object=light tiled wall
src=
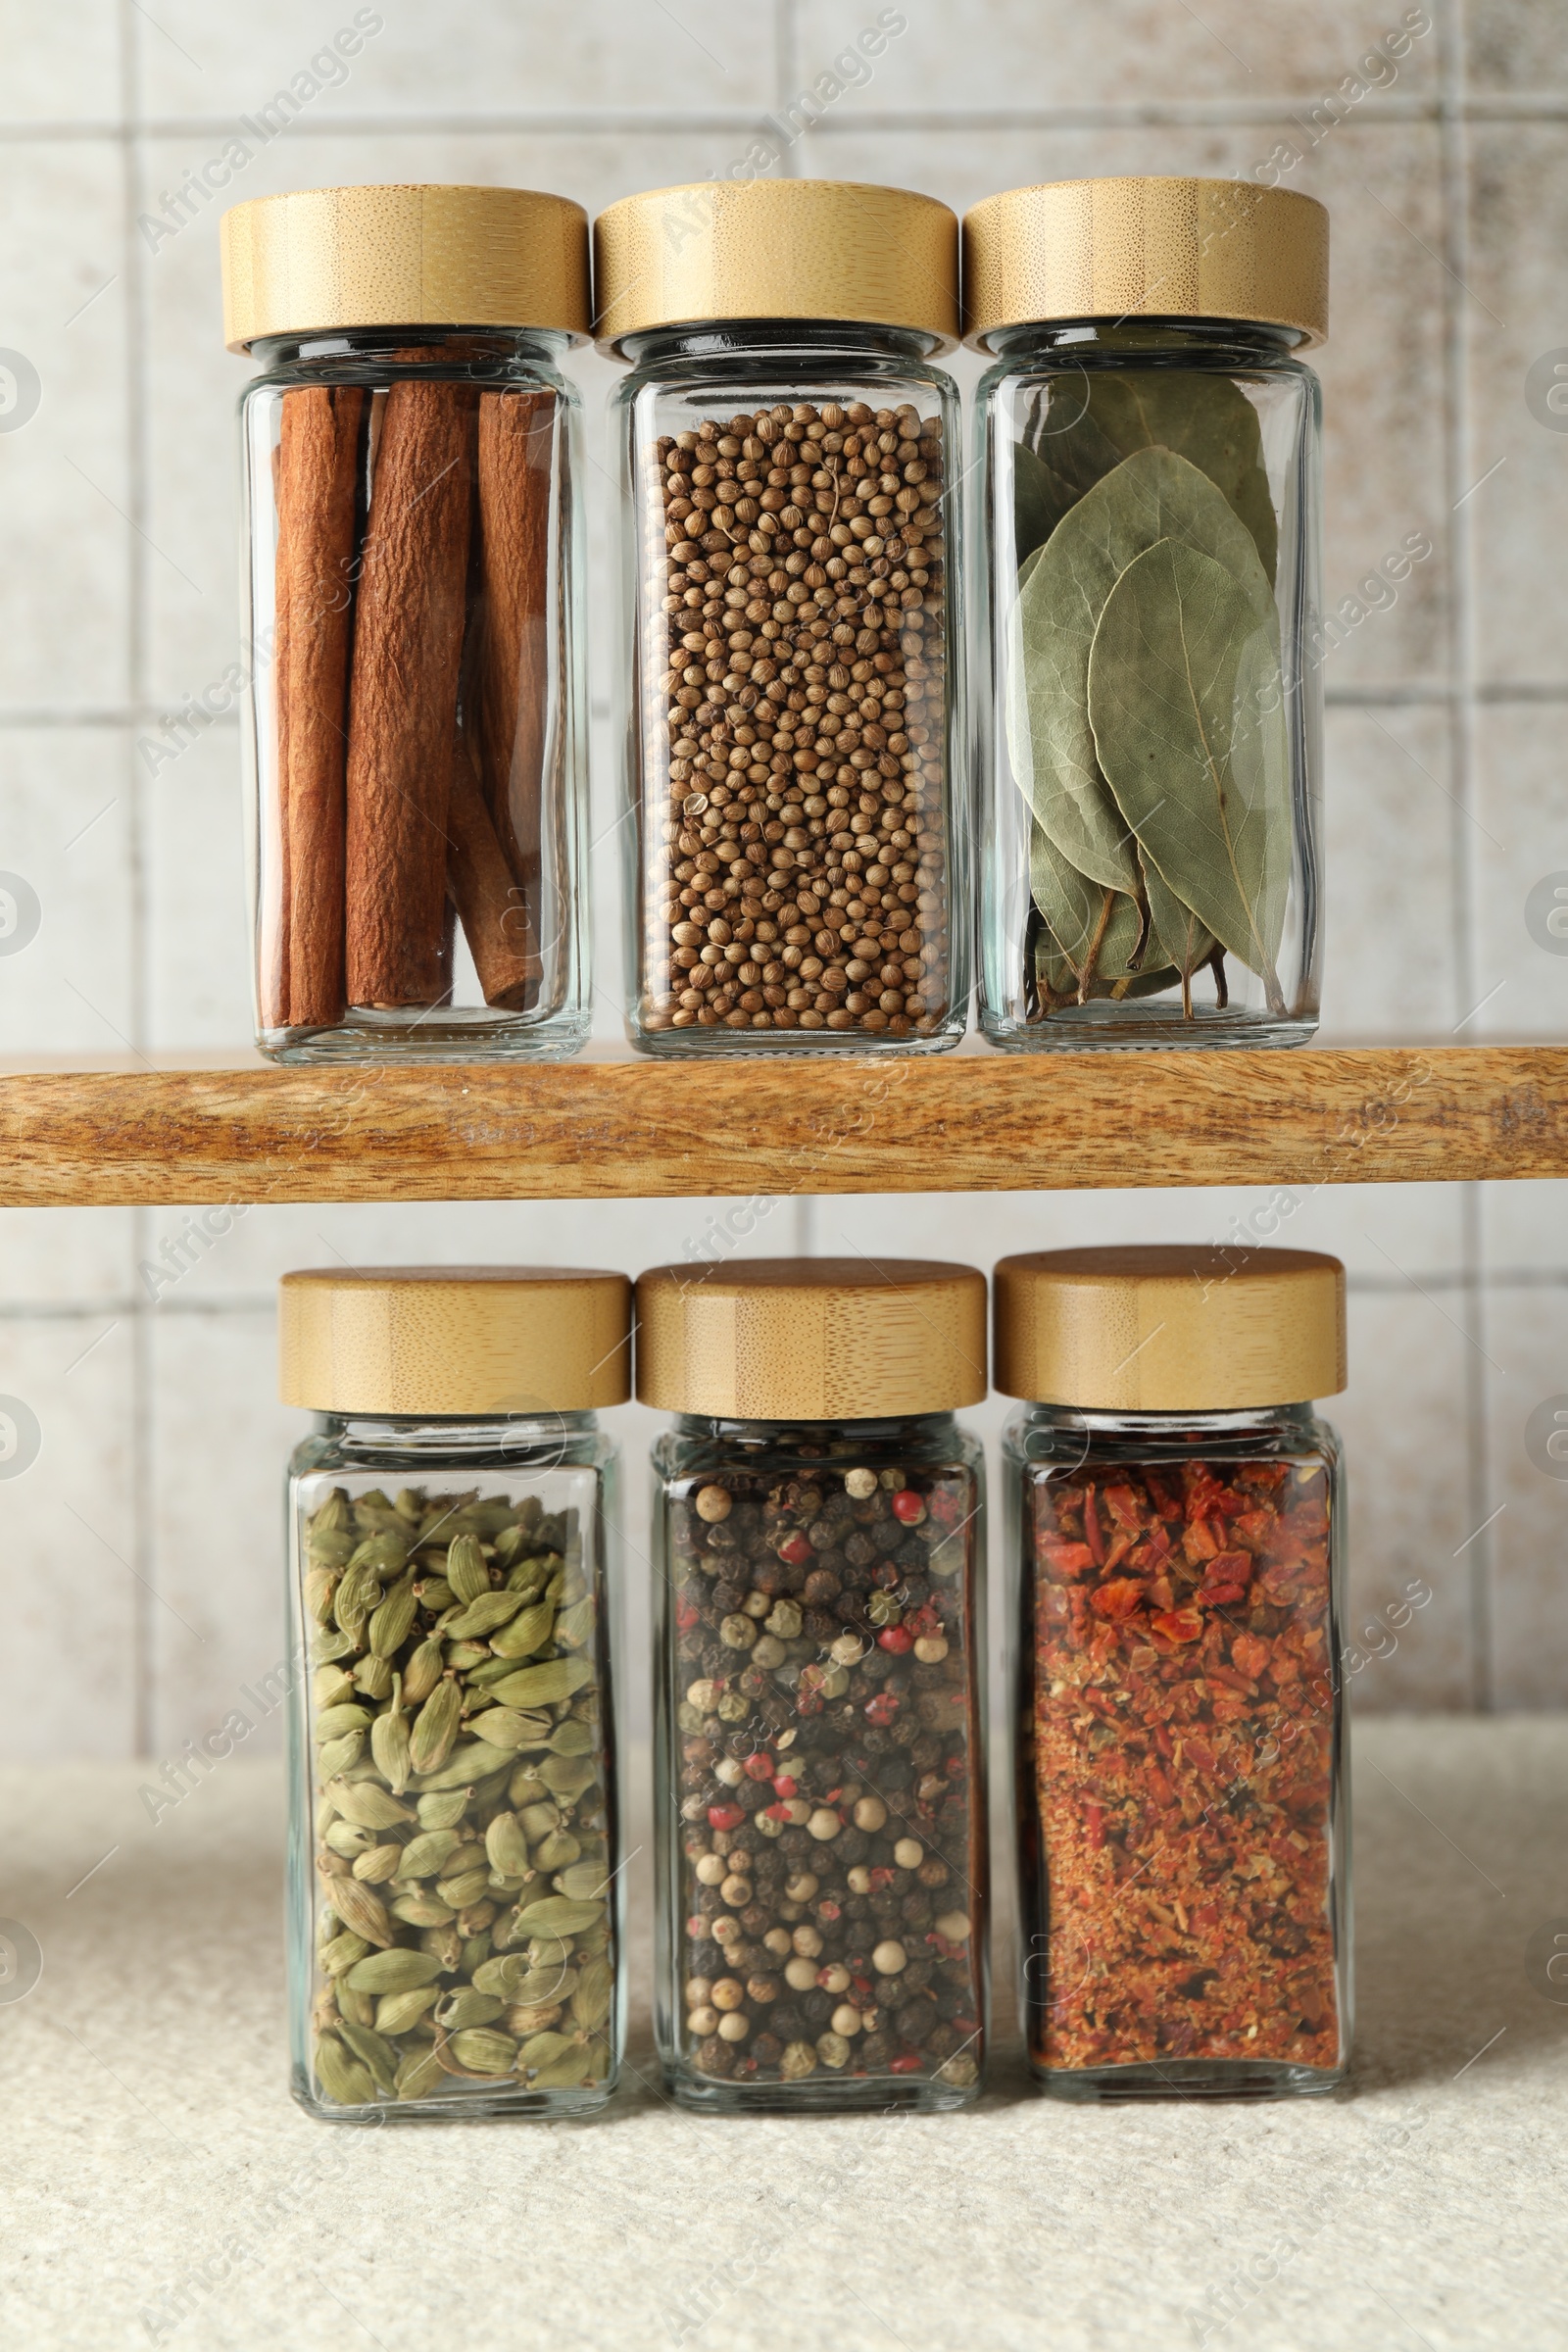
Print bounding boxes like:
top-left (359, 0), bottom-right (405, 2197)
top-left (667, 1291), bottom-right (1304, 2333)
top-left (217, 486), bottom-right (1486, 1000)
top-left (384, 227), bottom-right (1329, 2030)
top-left (0, 0), bottom-right (1563, 1757)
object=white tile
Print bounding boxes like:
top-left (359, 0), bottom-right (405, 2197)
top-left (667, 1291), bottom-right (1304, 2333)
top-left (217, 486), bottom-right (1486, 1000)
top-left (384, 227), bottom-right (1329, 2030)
top-left (796, 0), bottom-right (1441, 110)
top-left (1319, 704), bottom-right (1458, 1040)
top-left (1463, 0), bottom-right (1568, 94)
top-left (1471, 705), bottom-right (1568, 1039)
top-left (0, 728), bottom-right (136, 1054)
top-left (0, 0), bottom-right (122, 122)
top-left (1481, 1179), bottom-right (1568, 1278)
top-left (1485, 1286), bottom-right (1568, 1708)
top-left (136, 0), bottom-right (776, 120)
top-left (0, 1209), bottom-right (133, 1307)
top-left (144, 722), bottom-right (252, 1049)
top-left (0, 1316), bottom-right (136, 1760)
top-left (807, 119), bottom-right (1452, 689)
top-left (1466, 124), bottom-right (1568, 688)
top-left (0, 141), bottom-right (129, 713)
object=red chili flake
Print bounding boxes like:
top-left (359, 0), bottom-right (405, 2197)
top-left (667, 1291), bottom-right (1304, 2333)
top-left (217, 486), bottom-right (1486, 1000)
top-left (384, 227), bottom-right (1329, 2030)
top-left (706, 1803), bottom-right (745, 1832)
top-left (743, 1752), bottom-right (774, 1781)
top-left (1232, 1631), bottom-right (1271, 1680)
top-left (763, 1803), bottom-right (791, 1822)
top-left (877, 1625), bottom-right (915, 1654)
top-left (777, 1533), bottom-right (812, 1565)
top-left (906, 1602), bottom-right (942, 1639)
top-left (891, 1490), bottom-right (926, 1525)
top-left (1085, 1802), bottom-right (1105, 1850)
top-left (1090, 1578), bottom-right (1145, 1621)
top-left (676, 1598), bottom-right (700, 1632)
top-left (888, 2053), bottom-right (924, 2074)
top-left (868, 1867), bottom-right (897, 1891)
top-left (1040, 1537), bottom-right (1096, 1580)
top-left (1150, 1607), bottom-right (1204, 1645)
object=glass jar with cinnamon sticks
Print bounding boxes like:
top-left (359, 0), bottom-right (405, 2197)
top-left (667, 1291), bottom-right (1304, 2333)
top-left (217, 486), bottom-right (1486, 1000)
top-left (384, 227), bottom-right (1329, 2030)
top-left (594, 180), bottom-right (969, 1054)
top-left (996, 1245), bottom-right (1351, 2101)
top-left (221, 185), bottom-right (592, 1060)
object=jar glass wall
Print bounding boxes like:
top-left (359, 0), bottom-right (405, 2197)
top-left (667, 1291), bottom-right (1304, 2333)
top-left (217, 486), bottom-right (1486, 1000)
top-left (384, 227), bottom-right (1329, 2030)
top-left (238, 325), bottom-right (590, 1062)
top-left (287, 1409), bottom-right (623, 2120)
top-left (653, 1410), bottom-right (988, 2110)
top-left (611, 322), bottom-right (967, 1052)
top-left (974, 317), bottom-right (1323, 1049)
top-left (1004, 1400), bottom-right (1348, 2099)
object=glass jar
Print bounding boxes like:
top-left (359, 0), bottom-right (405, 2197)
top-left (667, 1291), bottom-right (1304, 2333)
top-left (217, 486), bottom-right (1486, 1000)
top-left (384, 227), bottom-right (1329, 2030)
top-left (636, 1257), bottom-right (989, 2110)
top-left (594, 180), bottom-right (968, 1053)
top-left (220, 185), bottom-right (592, 1062)
top-left (995, 1245), bottom-right (1350, 2099)
top-left (964, 178), bottom-right (1328, 1048)
top-left (279, 1264), bottom-right (631, 2122)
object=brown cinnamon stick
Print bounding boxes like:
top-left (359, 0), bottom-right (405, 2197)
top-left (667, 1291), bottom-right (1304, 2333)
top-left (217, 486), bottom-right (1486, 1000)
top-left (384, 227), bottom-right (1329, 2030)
top-left (446, 724), bottom-right (542, 1010)
top-left (270, 384), bottom-right (363, 1030)
top-left (345, 381), bottom-right (473, 1008)
top-left (474, 390), bottom-right (554, 892)
top-left (262, 439), bottom-right (290, 1030)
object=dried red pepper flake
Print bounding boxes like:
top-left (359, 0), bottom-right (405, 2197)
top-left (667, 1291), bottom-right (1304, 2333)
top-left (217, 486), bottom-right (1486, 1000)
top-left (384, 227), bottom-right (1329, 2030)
top-left (1025, 1451), bottom-right (1339, 2077)
top-left (676, 1597), bottom-right (701, 1632)
top-left (863, 1691), bottom-right (900, 1726)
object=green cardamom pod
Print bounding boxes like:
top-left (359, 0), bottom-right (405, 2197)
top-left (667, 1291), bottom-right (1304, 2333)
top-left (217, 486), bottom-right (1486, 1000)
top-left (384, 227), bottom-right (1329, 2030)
top-left (370, 1677), bottom-right (413, 1795)
top-left (313, 1667), bottom-right (354, 1715)
top-left (314, 1702), bottom-right (372, 1743)
top-left (353, 1652), bottom-right (394, 1702)
top-left (398, 1828), bottom-right (462, 1880)
top-left (540, 1755), bottom-right (599, 1800)
top-left (435, 1869), bottom-right (490, 1912)
top-left (466, 1707), bottom-right (546, 1753)
top-left (336, 1982), bottom-right (376, 2029)
top-left (460, 1932), bottom-right (492, 1976)
top-left (488, 1600), bottom-right (556, 1658)
top-left (352, 1842), bottom-right (403, 1886)
top-left (413, 1575), bottom-right (455, 1615)
top-left (416, 1788), bottom-right (470, 1831)
top-left (311, 1627), bottom-right (356, 1665)
top-left (323, 1820), bottom-right (373, 1859)
top-left (554, 1596), bottom-right (596, 1650)
top-left (303, 1568), bottom-right (340, 1627)
top-left (556, 1863), bottom-right (608, 1904)
top-left (513, 1895), bottom-right (606, 1936)
top-left (312, 1490), bottom-right (354, 1535)
top-left (508, 1769), bottom-right (550, 1810)
top-left (434, 1987), bottom-right (506, 2032)
top-left (548, 1719), bottom-right (595, 1756)
top-left (517, 2029), bottom-right (574, 2071)
top-left (329, 1877), bottom-right (394, 1948)
top-left (333, 1561), bottom-right (381, 1641)
top-left (530, 2043), bottom-right (595, 2089)
top-left (470, 1952), bottom-right (532, 1998)
top-left (318, 1930), bottom-right (369, 1978)
top-left (344, 1947), bottom-right (444, 1993)
top-left (315, 2033), bottom-right (376, 2107)
top-left (504, 1561), bottom-right (551, 1601)
top-left (375, 1984), bottom-right (439, 2034)
top-left (317, 1731), bottom-right (365, 1780)
top-left (403, 1636), bottom-right (446, 1708)
top-left (390, 1890), bottom-right (456, 1928)
top-left (571, 1957), bottom-right (613, 2033)
top-left (394, 2044), bottom-right (446, 2101)
top-left (533, 1830), bottom-right (581, 1873)
top-left (368, 1575), bottom-right (419, 1659)
top-left (449, 2028), bottom-right (517, 2075)
top-left (324, 1777), bottom-right (415, 1831)
top-left (517, 1800), bottom-right (561, 1841)
top-left (485, 1656), bottom-right (591, 1710)
top-left (443, 1640), bottom-right (491, 1672)
top-left (445, 1534), bottom-right (490, 1606)
top-left (484, 1812), bottom-right (530, 1880)
top-left (442, 1590), bottom-right (526, 1641)
top-left (413, 1741), bottom-right (491, 1792)
top-left (336, 2021), bottom-right (399, 2095)
top-left (409, 1677), bottom-right (462, 1775)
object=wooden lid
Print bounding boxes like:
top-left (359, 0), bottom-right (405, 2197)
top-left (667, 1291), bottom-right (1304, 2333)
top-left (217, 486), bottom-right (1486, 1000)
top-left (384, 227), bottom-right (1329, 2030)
top-left (994, 1245), bottom-right (1346, 1409)
top-left (592, 179), bottom-right (959, 354)
top-left (220, 184), bottom-right (591, 351)
top-left (279, 1266), bottom-right (631, 1414)
top-left (635, 1255), bottom-right (985, 1419)
top-left (962, 177), bottom-right (1328, 349)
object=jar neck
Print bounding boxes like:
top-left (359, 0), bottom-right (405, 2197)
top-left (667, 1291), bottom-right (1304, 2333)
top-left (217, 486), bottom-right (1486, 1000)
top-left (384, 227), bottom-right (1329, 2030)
top-left (668, 1407), bottom-right (956, 1449)
top-left (251, 324), bottom-right (569, 376)
top-left (983, 317), bottom-right (1302, 366)
top-left (617, 318), bottom-right (940, 368)
top-left (318, 1409), bottom-right (598, 1455)
top-left (1012, 1399), bottom-right (1316, 1440)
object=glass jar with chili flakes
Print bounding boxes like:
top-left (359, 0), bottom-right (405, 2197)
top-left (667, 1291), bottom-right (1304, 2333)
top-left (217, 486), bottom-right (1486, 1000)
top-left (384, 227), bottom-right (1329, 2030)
top-left (996, 1244), bottom-right (1349, 2101)
top-left (637, 1256), bottom-right (989, 2113)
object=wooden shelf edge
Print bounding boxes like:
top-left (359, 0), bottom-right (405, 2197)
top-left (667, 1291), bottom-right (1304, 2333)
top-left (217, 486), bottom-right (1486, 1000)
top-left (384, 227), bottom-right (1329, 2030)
top-left (0, 1045), bottom-right (1560, 1205)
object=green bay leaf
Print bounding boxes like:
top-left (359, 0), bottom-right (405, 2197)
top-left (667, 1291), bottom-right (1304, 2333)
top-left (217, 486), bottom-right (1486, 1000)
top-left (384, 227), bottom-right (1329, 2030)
top-left (1028, 822), bottom-right (1173, 1002)
top-left (1141, 854), bottom-right (1215, 984)
top-left (1011, 447), bottom-right (1274, 897)
top-left (1086, 536), bottom-right (1292, 1005)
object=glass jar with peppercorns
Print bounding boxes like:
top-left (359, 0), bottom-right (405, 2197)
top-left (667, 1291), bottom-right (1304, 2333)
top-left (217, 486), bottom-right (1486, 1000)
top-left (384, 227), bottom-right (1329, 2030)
top-left (595, 179), bottom-right (969, 1054)
top-left (996, 1245), bottom-right (1350, 2100)
top-left (637, 1257), bottom-right (989, 2111)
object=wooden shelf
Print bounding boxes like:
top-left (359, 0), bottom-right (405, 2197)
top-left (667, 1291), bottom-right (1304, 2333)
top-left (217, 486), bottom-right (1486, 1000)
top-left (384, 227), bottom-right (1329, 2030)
top-left (0, 1044), bottom-right (1561, 1204)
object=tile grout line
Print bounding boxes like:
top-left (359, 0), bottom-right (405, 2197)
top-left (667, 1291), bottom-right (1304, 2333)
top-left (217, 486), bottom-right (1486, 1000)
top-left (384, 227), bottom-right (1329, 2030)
top-left (1438, 0), bottom-right (1495, 1714)
top-left (120, 0), bottom-right (156, 1762)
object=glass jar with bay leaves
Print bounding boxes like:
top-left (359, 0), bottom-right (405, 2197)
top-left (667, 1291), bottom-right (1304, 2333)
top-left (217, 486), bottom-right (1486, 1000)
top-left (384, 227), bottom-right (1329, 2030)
top-left (280, 1265), bottom-right (631, 2123)
top-left (594, 180), bottom-right (968, 1053)
top-left (964, 179), bottom-right (1329, 1047)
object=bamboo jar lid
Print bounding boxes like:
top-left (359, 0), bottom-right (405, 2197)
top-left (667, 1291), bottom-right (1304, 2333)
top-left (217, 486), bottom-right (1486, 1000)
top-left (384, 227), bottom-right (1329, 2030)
top-left (994, 1246), bottom-right (1346, 1411)
top-left (220, 184), bottom-right (592, 352)
top-left (962, 177), bottom-right (1329, 350)
top-left (279, 1266), bottom-right (631, 1415)
top-left (592, 179), bottom-right (960, 354)
top-left (635, 1257), bottom-right (985, 1420)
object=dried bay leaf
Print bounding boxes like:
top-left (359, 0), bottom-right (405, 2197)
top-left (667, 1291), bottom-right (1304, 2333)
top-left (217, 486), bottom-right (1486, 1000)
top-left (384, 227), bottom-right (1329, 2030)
top-left (1141, 853), bottom-right (1216, 1010)
top-left (1011, 447), bottom-right (1274, 897)
top-left (1087, 536), bottom-right (1291, 1005)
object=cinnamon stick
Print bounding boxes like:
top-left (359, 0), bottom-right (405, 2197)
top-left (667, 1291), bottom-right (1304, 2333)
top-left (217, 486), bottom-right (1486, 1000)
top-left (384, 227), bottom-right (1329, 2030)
top-left (262, 439), bottom-right (290, 1030)
top-left (270, 384), bottom-right (363, 1030)
top-left (474, 390), bottom-right (554, 893)
top-left (446, 725), bottom-right (542, 1010)
top-left (345, 381), bottom-right (473, 1008)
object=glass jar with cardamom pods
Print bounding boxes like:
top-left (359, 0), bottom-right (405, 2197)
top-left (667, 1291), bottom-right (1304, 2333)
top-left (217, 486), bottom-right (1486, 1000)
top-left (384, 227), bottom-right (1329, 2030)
top-left (996, 1246), bottom-right (1351, 2099)
top-left (594, 179), bottom-right (968, 1053)
top-left (220, 184), bottom-right (593, 1064)
top-left (965, 178), bottom-right (1328, 1047)
top-left (281, 1265), bottom-right (630, 2121)
top-left (638, 1256), bottom-right (990, 2112)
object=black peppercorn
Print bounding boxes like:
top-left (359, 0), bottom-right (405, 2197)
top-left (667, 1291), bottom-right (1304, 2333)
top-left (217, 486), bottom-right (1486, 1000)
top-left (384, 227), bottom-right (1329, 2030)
top-left (802, 1988), bottom-right (834, 2028)
top-left (895, 2002), bottom-right (935, 2045)
top-left (697, 2034), bottom-right (736, 2077)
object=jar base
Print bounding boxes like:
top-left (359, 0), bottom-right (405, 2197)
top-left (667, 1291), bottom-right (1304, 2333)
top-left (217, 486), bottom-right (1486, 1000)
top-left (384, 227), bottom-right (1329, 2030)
top-left (979, 1009), bottom-right (1318, 1053)
top-left (259, 1011), bottom-right (591, 1065)
top-left (1030, 2058), bottom-right (1344, 2102)
top-left (662, 2064), bottom-right (983, 2115)
top-left (290, 2069), bottom-right (617, 2124)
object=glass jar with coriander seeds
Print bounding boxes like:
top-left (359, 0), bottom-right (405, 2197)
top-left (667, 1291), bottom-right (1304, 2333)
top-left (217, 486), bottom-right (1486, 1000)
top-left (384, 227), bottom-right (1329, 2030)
top-left (964, 178), bottom-right (1328, 1048)
top-left (280, 1265), bottom-right (630, 2122)
top-left (594, 179), bottom-right (968, 1053)
top-left (996, 1246), bottom-right (1350, 2100)
top-left (221, 184), bottom-right (593, 1063)
top-left (637, 1256), bottom-right (989, 2112)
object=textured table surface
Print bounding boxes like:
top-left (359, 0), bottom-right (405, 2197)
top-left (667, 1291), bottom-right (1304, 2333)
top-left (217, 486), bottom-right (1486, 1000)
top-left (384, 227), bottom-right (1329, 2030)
top-left (2, 1721), bottom-right (1566, 2351)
